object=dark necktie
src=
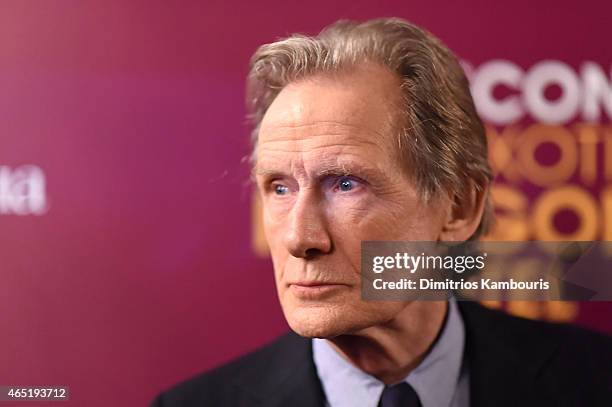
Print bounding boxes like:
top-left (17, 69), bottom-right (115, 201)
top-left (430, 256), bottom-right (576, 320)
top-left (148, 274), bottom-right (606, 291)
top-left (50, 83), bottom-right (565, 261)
top-left (377, 382), bottom-right (422, 407)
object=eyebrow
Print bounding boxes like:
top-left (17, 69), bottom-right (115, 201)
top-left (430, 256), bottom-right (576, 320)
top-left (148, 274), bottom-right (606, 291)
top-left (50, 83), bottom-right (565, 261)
top-left (252, 161), bottom-right (390, 184)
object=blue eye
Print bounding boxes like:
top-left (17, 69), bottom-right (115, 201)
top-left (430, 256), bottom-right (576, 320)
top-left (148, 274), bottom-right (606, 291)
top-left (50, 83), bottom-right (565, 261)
top-left (338, 177), bottom-right (356, 192)
top-left (274, 184), bottom-right (289, 195)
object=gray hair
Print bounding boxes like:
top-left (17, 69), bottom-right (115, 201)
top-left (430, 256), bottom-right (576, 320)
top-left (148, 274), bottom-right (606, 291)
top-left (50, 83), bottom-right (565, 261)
top-left (246, 17), bottom-right (493, 239)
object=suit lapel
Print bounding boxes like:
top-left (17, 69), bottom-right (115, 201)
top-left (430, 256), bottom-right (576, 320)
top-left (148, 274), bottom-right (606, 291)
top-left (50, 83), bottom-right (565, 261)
top-left (264, 351), bottom-right (327, 407)
top-left (233, 332), bottom-right (326, 407)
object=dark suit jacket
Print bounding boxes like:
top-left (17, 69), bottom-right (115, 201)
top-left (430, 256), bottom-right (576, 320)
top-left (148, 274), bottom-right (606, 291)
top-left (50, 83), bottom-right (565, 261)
top-left (152, 302), bottom-right (612, 406)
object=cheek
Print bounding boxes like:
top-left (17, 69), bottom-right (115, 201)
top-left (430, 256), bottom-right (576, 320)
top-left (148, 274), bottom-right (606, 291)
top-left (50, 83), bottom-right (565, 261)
top-left (327, 197), bottom-right (443, 241)
top-left (325, 194), bottom-right (369, 224)
top-left (324, 201), bottom-right (369, 244)
top-left (326, 199), bottom-right (401, 240)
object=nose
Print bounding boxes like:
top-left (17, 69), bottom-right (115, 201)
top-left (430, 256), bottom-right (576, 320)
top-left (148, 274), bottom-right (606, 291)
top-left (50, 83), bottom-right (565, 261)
top-left (284, 189), bottom-right (332, 259)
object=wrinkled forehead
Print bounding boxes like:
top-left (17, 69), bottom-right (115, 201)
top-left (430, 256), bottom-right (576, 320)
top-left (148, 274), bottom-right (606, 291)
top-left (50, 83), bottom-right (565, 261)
top-left (258, 64), bottom-right (404, 147)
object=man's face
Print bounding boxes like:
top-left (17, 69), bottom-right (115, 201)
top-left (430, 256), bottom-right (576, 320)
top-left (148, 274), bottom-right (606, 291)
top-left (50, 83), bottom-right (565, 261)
top-left (255, 64), bottom-right (448, 338)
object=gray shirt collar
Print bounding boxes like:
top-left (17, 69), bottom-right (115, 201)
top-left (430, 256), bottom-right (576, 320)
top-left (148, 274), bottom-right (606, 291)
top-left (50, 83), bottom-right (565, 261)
top-left (312, 298), bottom-right (466, 407)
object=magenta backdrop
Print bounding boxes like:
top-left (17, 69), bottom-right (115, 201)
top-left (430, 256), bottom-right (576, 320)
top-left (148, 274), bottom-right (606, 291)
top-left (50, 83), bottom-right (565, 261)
top-left (1, 1), bottom-right (611, 406)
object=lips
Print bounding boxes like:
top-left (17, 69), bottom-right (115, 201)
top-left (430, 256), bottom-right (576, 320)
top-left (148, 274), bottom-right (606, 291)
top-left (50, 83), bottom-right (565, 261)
top-left (291, 280), bottom-right (341, 287)
top-left (288, 281), bottom-right (349, 299)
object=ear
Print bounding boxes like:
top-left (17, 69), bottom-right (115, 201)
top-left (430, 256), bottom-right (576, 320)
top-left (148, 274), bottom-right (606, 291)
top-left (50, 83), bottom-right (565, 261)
top-left (439, 181), bottom-right (489, 241)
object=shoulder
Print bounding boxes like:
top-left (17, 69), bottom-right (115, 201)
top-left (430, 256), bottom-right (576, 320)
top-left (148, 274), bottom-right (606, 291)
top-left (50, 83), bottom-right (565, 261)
top-left (150, 331), bottom-right (311, 407)
top-left (458, 301), bottom-right (612, 403)
top-left (458, 301), bottom-right (612, 354)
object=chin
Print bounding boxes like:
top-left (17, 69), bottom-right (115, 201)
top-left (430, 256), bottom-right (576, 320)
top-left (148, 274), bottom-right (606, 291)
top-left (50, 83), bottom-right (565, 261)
top-left (283, 302), bottom-right (377, 339)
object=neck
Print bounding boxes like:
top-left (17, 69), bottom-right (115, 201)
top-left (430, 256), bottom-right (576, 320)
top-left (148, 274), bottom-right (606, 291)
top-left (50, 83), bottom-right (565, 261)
top-left (326, 300), bottom-right (448, 384)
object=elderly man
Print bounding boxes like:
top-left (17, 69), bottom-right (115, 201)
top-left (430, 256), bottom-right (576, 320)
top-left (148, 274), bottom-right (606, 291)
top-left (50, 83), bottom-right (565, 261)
top-left (152, 18), bottom-right (611, 407)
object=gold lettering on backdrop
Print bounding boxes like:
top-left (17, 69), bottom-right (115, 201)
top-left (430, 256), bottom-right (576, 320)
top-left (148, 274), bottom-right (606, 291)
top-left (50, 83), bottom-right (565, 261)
top-left (487, 125), bottom-right (523, 183)
top-left (488, 123), bottom-right (612, 186)
top-left (532, 186), bottom-right (601, 241)
top-left (506, 301), bottom-right (578, 322)
top-left (576, 124), bottom-right (599, 185)
top-left (486, 124), bottom-right (611, 242)
top-left (486, 185), bottom-right (529, 241)
top-left (484, 123), bottom-right (609, 321)
top-left (605, 129), bottom-right (612, 181)
top-left (602, 188), bottom-right (612, 256)
top-left (517, 124), bottom-right (577, 187)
